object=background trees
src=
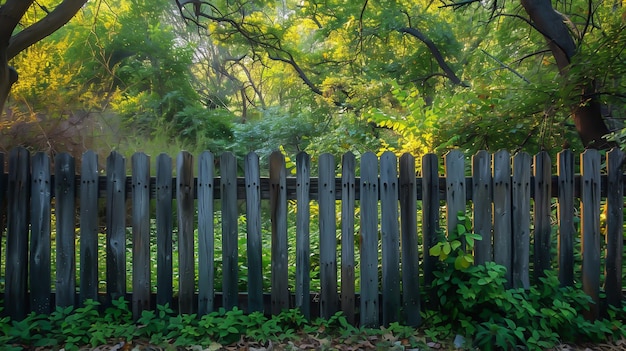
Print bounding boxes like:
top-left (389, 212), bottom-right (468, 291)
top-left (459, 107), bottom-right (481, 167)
top-left (1, 0), bottom-right (624, 158)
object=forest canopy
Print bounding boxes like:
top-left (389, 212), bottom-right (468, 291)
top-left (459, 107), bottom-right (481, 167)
top-left (1, 0), bottom-right (625, 158)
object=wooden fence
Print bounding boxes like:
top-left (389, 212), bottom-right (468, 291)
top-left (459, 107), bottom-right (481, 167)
top-left (0, 147), bottom-right (624, 327)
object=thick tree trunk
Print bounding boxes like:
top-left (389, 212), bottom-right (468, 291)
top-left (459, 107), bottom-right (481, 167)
top-left (521, 0), bottom-right (614, 149)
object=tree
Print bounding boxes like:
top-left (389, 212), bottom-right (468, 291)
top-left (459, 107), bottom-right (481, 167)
top-left (0, 0), bottom-right (87, 115)
top-left (175, 0), bottom-right (625, 152)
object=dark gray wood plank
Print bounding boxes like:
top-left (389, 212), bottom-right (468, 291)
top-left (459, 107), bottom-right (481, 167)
top-left (580, 149), bottom-right (601, 320)
top-left (106, 151), bottom-right (127, 303)
top-left (445, 150), bottom-right (465, 242)
top-left (340, 152), bottom-right (356, 324)
top-left (30, 152), bottom-right (51, 314)
top-left (156, 153), bottom-right (173, 307)
top-left (55, 153), bottom-right (76, 308)
top-left (177, 151), bottom-right (195, 314)
top-left (131, 152), bottom-right (151, 320)
top-left (319, 153), bottom-right (338, 319)
top-left (421, 153), bottom-right (439, 289)
top-left (79, 151), bottom-right (99, 304)
top-left (511, 152), bottom-right (530, 290)
top-left (198, 151), bottom-right (215, 315)
top-left (399, 153), bottom-right (420, 327)
top-left (295, 152), bottom-right (311, 318)
top-left (472, 151), bottom-right (492, 264)
top-left (0, 152), bottom-right (4, 264)
top-left (221, 152), bottom-right (239, 311)
top-left (360, 152), bottom-right (379, 328)
top-left (6, 147), bottom-right (30, 320)
top-left (380, 151), bottom-right (399, 326)
top-left (533, 151), bottom-right (552, 281)
top-left (605, 148), bottom-right (623, 308)
top-left (269, 151), bottom-right (289, 314)
top-left (493, 150), bottom-right (512, 286)
top-left (557, 149), bottom-right (575, 287)
top-left (245, 152), bottom-right (263, 313)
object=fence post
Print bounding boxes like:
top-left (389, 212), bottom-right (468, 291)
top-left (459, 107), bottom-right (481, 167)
top-left (512, 152), bottom-right (530, 290)
top-left (156, 154), bottom-right (173, 307)
top-left (380, 151), bottom-right (400, 326)
top-left (493, 150), bottom-right (512, 287)
top-left (295, 152), bottom-right (311, 318)
top-left (472, 150), bottom-right (492, 264)
top-left (221, 152), bottom-right (239, 311)
top-left (177, 151), bottom-right (195, 314)
top-left (360, 152), bottom-right (379, 328)
top-left (422, 153), bottom-right (439, 291)
top-left (319, 153), bottom-right (338, 319)
top-left (533, 151), bottom-right (552, 281)
top-left (30, 152), bottom-right (51, 314)
top-left (131, 152), bottom-right (151, 320)
top-left (106, 151), bottom-right (127, 304)
top-left (270, 151), bottom-right (289, 314)
top-left (55, 153), bottom-right (76, 308)
top-left (557, 149), bottom-right (575, 287)
top-left (6, 147), bottom-right (30, 320)
top-left (340, 152), bottom-right (356, 324)
top-left (198, 151), bottom-right (215, 315)
top-left (399, 153), bottom-right (421, 327)
top-left (581, 149), bottom-right (601, 320)
top-left (79, 151), bottom-right (99, 305)
top-left (605, 148), bottom-right (623, 308)
top-left (445, 150), bottom-right (466, 242)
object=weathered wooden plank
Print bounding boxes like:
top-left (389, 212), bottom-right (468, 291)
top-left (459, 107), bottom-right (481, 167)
top-left (198, 151), bottom-right (215, 315)
top-left (605, 148), bottom-right (623, 308)
top-left (295, 152), bottom-right (311, 318)
top-left (557, 150), bottom-right (575, 287)
top-left (399, 153), bottom-right (420, 327)
top-left (245, 152), bottom-right (263, 313)
top-left (79, 151), bottom-right (99, 304)
top-left (493, 150), bottom-right (512, 286)
top-left (511, 152), bottom-right (530, 290)
top-left (340, 152), bottom-right (356, 324)
top-left (55, 153), bottom-right (76, 308)
top-left (580, 149), bottom-right (601, 320)
top-left (533, 151), bottom-right (552, 281)
top-left (221, 152), bottom-right (239, 311)
top-left (6, 147), bottom-right (30, 320)
top-left (380, 151), bottom-right (400, 326)
top-left (319, 153), bottom-right (338, 319)
top-left (156, 154), bottom-right (173, 307)
top-left (445, 150), bottom-right (466, 241)
top-left (421, 153), bottom-right (439, 289)
top-left (269, 151), bottom-right (289, 314)
top-left (0, 152), bottom-right (4, 263)
top-left (106, 152), bottom-right (127, 303)
top-left (360, 152), bottom-right (379, 328)
top-left (472, 151), bottom-right (492, 264)
top-left (177, 151), bottom-right (195, 314)
top-left (30, 152), bottom-right (52, 314)
top-left (131, 153), bottom-right (151, 319)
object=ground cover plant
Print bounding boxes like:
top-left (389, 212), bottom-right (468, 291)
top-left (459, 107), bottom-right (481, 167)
top-left (1, 216), bottom-right (624, 351)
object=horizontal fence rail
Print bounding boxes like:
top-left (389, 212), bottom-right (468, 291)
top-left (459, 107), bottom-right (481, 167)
top-left (0, 147), bottom-right (624, 326)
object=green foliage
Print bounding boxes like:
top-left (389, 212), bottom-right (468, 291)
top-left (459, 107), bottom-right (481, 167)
top-left (425, 213), bottom-right (626, 350)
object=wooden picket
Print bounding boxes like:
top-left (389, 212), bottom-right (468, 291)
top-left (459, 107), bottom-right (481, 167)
top-left (0, 147), bottom-right (624, 327)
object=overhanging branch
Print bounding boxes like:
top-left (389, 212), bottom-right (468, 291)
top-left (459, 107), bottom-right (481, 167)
top-left (399, 27), bottom-right (468, 87)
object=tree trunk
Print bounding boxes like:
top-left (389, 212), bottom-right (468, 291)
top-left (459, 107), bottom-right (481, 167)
top-left (521, 0), bottom-right (614, 149)
top-left (0, 0), bottom-right (87, 115)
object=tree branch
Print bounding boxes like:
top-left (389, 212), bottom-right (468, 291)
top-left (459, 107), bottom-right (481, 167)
top-left (7, 0), bottom-right (88, 60)
top-left (399, 27), bottom-right (469, 87)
